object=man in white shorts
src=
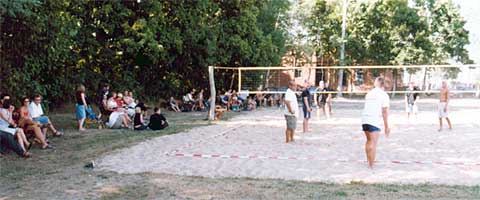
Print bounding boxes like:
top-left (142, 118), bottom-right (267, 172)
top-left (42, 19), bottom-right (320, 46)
top-left (361, 77), bottom-right (390, 168)
top-left (284, 81), bottom-right (299, 143)
top-left (438, 81), bottom-right (452, 131)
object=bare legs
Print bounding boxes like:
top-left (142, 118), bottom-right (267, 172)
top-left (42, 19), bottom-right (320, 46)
top-left (78, 118), bottom-right (86, 131)
top-left (15, 129), bottom-right (30, 152)
top-left (42, 120), bottom-right (60, 136)
top-left (28, 125), bottom-right (49, 148)
top-left (438, 117), bottom-right (452, 131)
top-left (303, 118), bottom-right (309, 133)
top-left (364, 131), bottom-right (379, 168)
top-left (285, 129), bottom-right (294, 143)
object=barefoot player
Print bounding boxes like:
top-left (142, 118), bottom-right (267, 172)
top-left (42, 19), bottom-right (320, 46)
top-left (361, 77), bottom-right (390, 168)
top-left (284, 81), bottom-right (298, 143)
top-left (302, 81), bottom-right (312, 133)
top-left (438, 81), bottom-right (452, 131)
top-left (405, 82), bottom-right (419, 123)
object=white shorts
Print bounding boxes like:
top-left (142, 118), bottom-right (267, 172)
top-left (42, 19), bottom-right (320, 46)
top-left (406, 104), bottom-right (418, 114)
top-left (438, 102), bottom-right (448, 118)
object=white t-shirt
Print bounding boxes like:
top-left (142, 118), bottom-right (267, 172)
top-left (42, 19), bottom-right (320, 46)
top-left (361, 87), bottom-right (390, 128)
top-left (284, 88), bottom-right (299, 117)
top-left (28, 102), bottom-right (44, 119)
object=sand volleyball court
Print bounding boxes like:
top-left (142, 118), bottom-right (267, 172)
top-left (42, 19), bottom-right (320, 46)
top-left (97, 98), bottom-right (480, 185)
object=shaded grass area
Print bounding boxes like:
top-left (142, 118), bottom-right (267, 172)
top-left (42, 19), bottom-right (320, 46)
top-left (1, 106), bottom-right (480, 199)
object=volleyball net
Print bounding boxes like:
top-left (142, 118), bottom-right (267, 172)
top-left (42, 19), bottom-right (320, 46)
top-left (212, 65), bottom-right (480, 95)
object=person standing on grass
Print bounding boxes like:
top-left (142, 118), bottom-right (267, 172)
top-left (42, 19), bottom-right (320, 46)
top-left (76, 84), bottom-right (88, 131)
top-left (438, 81), bottom-right (452, 131)
top-left (284, 80), bottom-right (299, 143)
top-left (361, 77), bottom-right (390, 169)
top-left (302, 81), bottom-right (312, 133)
top-left (405, 82), bottom-right (419, 123)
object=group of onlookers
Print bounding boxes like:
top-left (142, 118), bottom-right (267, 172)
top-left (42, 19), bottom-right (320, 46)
top-left (78, 84), bottom-right (169, 131)
top-left (0, 93), bottom-right (62, 158)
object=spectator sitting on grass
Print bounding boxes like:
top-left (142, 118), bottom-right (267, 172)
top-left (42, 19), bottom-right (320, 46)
top-left (106, 92), bottom-right (130, 129)
top-left (28, 94), bottom-right (63, 137)
top-left (0, 93), bottom-right (10, 107)
top-left (230, 92), bottom-right (241, 111)
top-left (123, 90), bottom-right (136, 116)
top-left (133, 107), bottom-right (148, 131)
top-left (0, 100), bottom-right (33, 152)
top-left (148, 107), bottom-right (168, 130)
top-left (18, 97), bottom-right (50, 149)
top-left (169, 97), bottom-right (181, 112)
top-left (0, 130), bottom-right (32, 158)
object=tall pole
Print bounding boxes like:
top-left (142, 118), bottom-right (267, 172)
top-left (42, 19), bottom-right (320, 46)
top-left (208, 66), bottom-right (216, 121)
top-left (337, 0), bottom-right (348, 97)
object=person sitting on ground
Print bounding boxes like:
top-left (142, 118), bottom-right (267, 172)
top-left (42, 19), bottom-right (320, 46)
top-left (148, 107), bottom-right (168, 130)
top-left (0, 93), bottom-right (10, 107)
top-left (256, 89), bottom-right (265, 107)
top-left (106, 92), bottom-right (130, 129)
top-left (247, 96), bottom-right (256, 111)
top-left (0, 100), bottom-right (32, 152)
top-left (133, 107), bottom-right (148, 131)
top-left (168, 97), bottom-right (181, 112)
top-left (0, 130), bottom-right (32, 158)
top-left (230, 92), bottom-right (241, 111)
top-left (116, 93), bottom-right (126, 108)
top-left (18, 97), bottom-right (50, 149)
top-left (28, 94), bottom-right (63, 137)
top-left (186, 89), bottom-right (197, 111)
top-left (123, 90), bottom-right (136, 115)
top-left (273, 92), bottom-right (283, 108)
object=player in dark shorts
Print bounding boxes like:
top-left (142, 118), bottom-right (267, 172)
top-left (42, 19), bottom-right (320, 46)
top-left (318, 81), bottom-right (333, 119)
top-left (301, 82), bottom-right (312, 133)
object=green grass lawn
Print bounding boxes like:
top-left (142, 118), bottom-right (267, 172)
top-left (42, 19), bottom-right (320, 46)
top-left (1, 106), bottom-right (480, 199)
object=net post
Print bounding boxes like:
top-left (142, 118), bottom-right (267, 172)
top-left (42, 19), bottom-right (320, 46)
top-left (238, 68), bottom-right (242, 92)
top-left (208, 66), bottom-right (216, 121)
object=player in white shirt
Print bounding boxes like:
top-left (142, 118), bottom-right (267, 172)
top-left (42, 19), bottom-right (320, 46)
top-left (361, 77), bottom-right (390, 168)
top-left (284, 81), bottom-right (299, 143)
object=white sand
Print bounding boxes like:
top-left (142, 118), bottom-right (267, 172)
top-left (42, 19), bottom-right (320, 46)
top-left (97, 98), bottom-right (480, 185)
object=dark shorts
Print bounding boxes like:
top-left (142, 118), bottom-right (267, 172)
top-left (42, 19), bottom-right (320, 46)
top-left (362, 124), bottom-right (381, 132)
top-left (302, 106), bottom-right (311, 119)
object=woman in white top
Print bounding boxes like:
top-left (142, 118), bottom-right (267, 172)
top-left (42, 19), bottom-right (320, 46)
top-left (361, 77), bottom-right (390, 168)
top-left (0, 100), bottom-right (31, 152)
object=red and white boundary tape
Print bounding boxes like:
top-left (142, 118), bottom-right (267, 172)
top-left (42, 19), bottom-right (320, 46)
top-left (168, 152), bottom-right (480, 166)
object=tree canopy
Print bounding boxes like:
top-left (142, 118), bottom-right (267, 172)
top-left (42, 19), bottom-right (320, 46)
top-left (0, 0), bottom-right (471, 106)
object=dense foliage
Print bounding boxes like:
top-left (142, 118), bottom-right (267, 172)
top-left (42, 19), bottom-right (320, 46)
top-left (301, 0), bottom-right (471, 88)
top-left (0, 0), bottom-right (290, 105)
top-left (0, 0), bottom-right (471, 105)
